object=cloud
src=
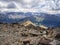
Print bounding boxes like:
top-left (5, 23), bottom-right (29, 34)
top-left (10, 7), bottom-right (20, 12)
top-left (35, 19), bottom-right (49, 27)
top-left (8, 14), bottom-right (26, 19)
top-left (0, 0), bottom-right (60, 14)
top-left (7, 2), bottom-right (17, 9)
top-left (0, 2), bottom-right (8, 8)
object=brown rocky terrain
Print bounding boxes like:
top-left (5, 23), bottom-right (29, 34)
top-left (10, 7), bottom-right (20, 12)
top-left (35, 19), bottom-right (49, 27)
top-left (0, 21), bottom-right (60, 45)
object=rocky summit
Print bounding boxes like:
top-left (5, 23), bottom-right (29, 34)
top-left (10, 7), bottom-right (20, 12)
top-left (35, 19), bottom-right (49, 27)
top-left (0, 22), bottom-right (60, 45)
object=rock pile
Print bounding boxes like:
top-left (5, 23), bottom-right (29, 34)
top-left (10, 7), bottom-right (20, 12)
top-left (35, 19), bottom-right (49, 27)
top-left (0, 23), bottom-right (58, 45)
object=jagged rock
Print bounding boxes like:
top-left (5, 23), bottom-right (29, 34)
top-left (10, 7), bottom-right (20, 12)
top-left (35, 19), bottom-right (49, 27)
top-left (22, 20), bottom-right (35, 26)
top-left (39, 37), bottom-right (52, 45)
top-left (40, 25), bottom-right (48, 30)
top-left (55, 33), bottom-right (60, 40)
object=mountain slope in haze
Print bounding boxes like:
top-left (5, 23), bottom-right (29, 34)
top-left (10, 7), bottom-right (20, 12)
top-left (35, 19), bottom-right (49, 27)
top-left (41, 14), bottom-right (60, 27)
top-left (0, 12), bottom-right (60, 27)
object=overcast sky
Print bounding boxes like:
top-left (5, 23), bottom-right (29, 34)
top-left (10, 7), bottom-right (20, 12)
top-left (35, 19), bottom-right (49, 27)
top-left (0, 0), bottom-right (60, 14)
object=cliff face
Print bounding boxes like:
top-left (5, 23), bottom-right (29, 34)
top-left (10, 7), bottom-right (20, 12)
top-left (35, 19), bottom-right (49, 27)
top-left (0, 23), bottom-right (60, 45)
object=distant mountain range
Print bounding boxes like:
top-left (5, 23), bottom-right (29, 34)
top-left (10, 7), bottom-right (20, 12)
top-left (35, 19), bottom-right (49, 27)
top-left (0, 12), bottom-right (60, 27)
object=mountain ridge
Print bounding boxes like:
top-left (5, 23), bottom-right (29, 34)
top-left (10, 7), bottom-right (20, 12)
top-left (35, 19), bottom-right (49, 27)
top-left (0, 12), bottom-right (60, 27)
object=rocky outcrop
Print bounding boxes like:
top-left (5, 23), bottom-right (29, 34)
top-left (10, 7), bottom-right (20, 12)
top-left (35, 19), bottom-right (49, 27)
top-left (0, 23), bottom-right (58, 45)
